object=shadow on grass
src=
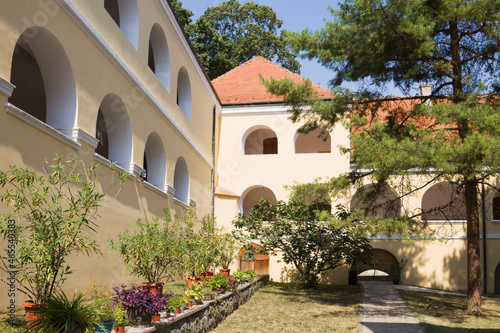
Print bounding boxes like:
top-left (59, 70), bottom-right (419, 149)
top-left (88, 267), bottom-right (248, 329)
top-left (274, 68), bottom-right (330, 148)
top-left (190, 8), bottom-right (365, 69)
top-left (421, 324), bottom-right (500, 333)
top-left (259, 282), bottom-right (361, 308)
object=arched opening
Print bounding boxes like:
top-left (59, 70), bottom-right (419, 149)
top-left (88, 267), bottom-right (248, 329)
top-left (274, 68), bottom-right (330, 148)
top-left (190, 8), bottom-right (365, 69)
top-left (244, 127), bottom-right (278, 155)
top-left (148, 24), bottom-right (171, 91)
top-left (9, 27), bottom-right (77, 131)
top-left (241, 186), bottom-right (276, 216)
top-left (173, 157), bottom-right (189, 203)
top-left (104, 0), bottom-right (139, 49)
top-left (495, 262), bottom-right (500, 295)
top-left (294, 128), bottom-right (331, 154)
top-left (238, 244), bottom-right (269, 275)
top-left (421, 182), bottom-right (466, 221)
top-left (143, 132), bottom-right (167, 191)
top-left (492, 190), bottom-right (500, 221)
top-left (358, 249), bottom-right (399, 282)
top-left (177, 67), bottom-right (192, 120)
top-left (95, 94), bottom-right (132, 169)
top-left (350, 184), bottom-right (401, 219)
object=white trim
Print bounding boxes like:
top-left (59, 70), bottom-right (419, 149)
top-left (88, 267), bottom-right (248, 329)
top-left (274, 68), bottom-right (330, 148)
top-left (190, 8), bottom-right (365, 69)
top-left (423, 219), bottom-right (467, 224)
top-left (221, 104), bottom-right (294, 117)
top-left (57, 0), bottom-right (214, 170)
top-left (173, 197), bottom-right (189, 208)
top-left (143, 181), bottom-right (169, 198)
top-left (93, 153), bottom-right (134, 179)
top-left (59, 128), bottom-right (99, 148)
top-left (5, 103), bottom-right (80, 150)
top-left (167, 185), bottom-right (176, 196)
top-left (492, 220), bottom-right (500, 223)
top-left (0, 77), bottom-right (15, 97)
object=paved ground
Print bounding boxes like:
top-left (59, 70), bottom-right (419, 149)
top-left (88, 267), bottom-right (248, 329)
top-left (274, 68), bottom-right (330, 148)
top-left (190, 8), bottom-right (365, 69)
top-left (359, 283), bottom-right (425, 333)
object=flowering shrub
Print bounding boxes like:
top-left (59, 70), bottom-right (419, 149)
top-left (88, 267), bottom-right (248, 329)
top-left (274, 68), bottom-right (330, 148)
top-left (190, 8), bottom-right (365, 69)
top-left (113, 284), bottom-right (171, 315)
top-left (89, 284), bottom-right (117, 322)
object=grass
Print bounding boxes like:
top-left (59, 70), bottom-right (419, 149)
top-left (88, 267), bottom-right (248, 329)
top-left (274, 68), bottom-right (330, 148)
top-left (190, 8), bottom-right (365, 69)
top-left (213, 282), bottom-right (361, 333)
top-left (0, 310), bottom-right (27, 333)
top-left (398, 290), bottom-right (500, 332)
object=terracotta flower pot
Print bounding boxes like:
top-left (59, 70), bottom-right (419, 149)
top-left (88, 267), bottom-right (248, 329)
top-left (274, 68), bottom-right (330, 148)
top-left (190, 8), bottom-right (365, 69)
top-left (174, 307), bottom-right (181, 314)
top-left (141, 282), bottom-right (164, 295)
top-left (220, 268), bottom-right (230, 277)
top-left (115, 325), bottom-right (125, 333)
top-left (22, 300), bottom-right (42, 327)
top-left (187, 301), bottom-right (193, 308)
top-left (152, 313), bottom-right (160, 322)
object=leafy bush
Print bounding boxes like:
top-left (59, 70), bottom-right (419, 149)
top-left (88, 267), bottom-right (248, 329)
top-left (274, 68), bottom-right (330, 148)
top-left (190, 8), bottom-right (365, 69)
top-left (206, 273), bottom-right (228, 292)
top-left (112, 285), bottom-right (171, 315)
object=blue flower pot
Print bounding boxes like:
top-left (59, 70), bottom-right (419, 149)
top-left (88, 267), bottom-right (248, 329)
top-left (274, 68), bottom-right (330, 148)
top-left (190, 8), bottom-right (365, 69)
top-left (95, 321), bottom-right (114, 333)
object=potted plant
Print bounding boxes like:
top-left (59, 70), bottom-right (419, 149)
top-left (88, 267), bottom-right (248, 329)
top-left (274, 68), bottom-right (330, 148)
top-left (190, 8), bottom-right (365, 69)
top-left (184, 281), bottom-right (204, 305)
top-left (109, 210), bottom-right (185, 294)
top-left (0, 157), bottom-right (125, 323)
top-left (206, 273), bottom-right (228, 294)
top-left (89, 284), bottom-right (117, 332)
top-left (30, 291), bottom-right (99, 333)
top-left (112, 301), bottom-right (129, 333)
top-left (112, 284), bottom-right (170, 326)
top-left (216, 232), bottom-right (238, 276)
top-left (167, 295), bottom-right (184, 314)
top-left (232, 269), bottom-right (255, 283)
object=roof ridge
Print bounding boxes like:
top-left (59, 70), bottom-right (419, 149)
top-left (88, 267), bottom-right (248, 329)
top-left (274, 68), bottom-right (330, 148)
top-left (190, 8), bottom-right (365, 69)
top-left (212, 57), bottom-right (259, 82)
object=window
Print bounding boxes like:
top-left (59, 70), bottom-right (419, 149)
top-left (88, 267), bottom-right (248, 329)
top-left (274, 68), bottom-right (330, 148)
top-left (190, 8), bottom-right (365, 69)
top-left (295, 128), bottom-right (331, 154)
top-left (244, 128), bottom-right (278, 155)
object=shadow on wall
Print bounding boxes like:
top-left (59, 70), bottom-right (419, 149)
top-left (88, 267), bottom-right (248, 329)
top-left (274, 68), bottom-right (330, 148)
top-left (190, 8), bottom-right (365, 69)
top-left (279, 266), bottom-right (302, 284)
top-left (442, 247), bottom-right (467, 291)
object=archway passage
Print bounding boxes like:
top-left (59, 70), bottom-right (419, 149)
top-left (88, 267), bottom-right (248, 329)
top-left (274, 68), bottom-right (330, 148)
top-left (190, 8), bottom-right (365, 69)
top-left (244, 127), bottom-right (278, 155)
top-left (295, 128), bottom-right (331, 154)
top-left (358, 249), bottom-right (398, 282)
top-left (241, 186), bottom-right (276, 216)
top-left (238, 244), bottom-right (269, 275)
top-left (495, 262), bottom-right (500, 295)
top-left (350, 185), bottom-right (401, 219)
top-left (173, 157), bottom-right (189, 203)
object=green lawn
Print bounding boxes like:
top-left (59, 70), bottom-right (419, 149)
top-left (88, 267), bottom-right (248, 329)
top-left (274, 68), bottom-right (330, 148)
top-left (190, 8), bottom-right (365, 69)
top-left (213, 282), bottom-right (361, 333)
top-left (398, 290), bottom-right (500, 332)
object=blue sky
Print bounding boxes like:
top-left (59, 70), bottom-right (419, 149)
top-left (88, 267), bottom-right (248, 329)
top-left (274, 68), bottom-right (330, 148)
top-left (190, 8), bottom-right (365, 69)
top-left (183, 0), bottom-right (406, 96)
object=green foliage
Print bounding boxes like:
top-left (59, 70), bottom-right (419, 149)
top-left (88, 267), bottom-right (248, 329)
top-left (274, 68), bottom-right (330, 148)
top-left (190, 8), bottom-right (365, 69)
top-left (30, 291), bottom-right (99, 333)
top-left (167, 0), bottom-right (193, 28)
top-left (167, 295), bottom-right (184, 312)
top-left (187, 0), bottom-right (300, 79)
top-left (0, 156), bottom-right (124, 303)
top-left (233, 199), bottom-right (373, 288)
top-left (232, 269), bottom-right (255, 282)
top-left (215, 232), bottom-right (238, 269)
top-left (112, 301), bottom-right (129, 326)
top-left (206, 273), bottom-right (228, 292)
top-left (88, 285), bottom-right (117, 323)
top-left (108, 209), bottom-right (184, 283)
top-left (184, 281), bottom-right (204, 302)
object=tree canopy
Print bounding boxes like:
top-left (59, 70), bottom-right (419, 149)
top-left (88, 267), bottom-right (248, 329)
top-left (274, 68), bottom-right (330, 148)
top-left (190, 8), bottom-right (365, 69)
top-left (263, 0), bottom-right (500, 313)
top-left (233, 199), bottom-right (373, 288)
top-left (171, 0), bottom-right (300, 80)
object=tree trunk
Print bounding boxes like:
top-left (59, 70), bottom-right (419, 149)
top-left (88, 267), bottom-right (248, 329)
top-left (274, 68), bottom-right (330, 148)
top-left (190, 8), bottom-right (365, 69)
top-left (464, 179), bottom-right (481, 313)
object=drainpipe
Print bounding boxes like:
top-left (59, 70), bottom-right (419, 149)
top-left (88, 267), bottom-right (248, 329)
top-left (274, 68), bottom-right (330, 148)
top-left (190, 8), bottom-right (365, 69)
top-left (481, 180), bottom-right (487, 293)
top-left (211, 105), bottom-right (216, 217)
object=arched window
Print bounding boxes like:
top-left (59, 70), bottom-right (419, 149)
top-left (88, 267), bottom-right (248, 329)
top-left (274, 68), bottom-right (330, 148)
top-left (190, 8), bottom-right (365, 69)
top-left (244, 127), bottom-right (278, 155)
top-left (350, 184), bottom-right (401, 219)
top-left (9, 27), bottom-right (77, 131)
top-left (421, 182), bottom-right (466, 221)
top-left (104, 0), bottom-right (139, 49)
top-left (95, 94), bottom-right (133, 169)
top-left (173, 157), bottom-right (189, 203)
top-left (241, 186), bottom-right (277, 216)
top-left (177, 67), bottom-right (192, 120)
top-left (357, 249), bottom-right (399, 282)
top-left (143, 133), bottom-right (167, 191)
top-left (148, 24), bottom-right (171, 91)
top-left (294, 128), bottom-right (331, 154)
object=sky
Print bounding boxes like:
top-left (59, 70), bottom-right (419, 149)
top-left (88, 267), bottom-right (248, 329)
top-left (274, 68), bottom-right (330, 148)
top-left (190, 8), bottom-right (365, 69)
top-left (182, 0), bottom-right (407, 96)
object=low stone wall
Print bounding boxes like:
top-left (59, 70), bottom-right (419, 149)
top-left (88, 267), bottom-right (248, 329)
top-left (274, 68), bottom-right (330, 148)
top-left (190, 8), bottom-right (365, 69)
top-left (131, 275), bottom-right (268, 333)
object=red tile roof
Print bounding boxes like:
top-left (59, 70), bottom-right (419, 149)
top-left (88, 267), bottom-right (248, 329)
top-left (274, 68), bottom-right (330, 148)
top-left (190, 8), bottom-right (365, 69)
top-left (212, 56), bottom-right (333, 105)
top-left (215, 186), bottom-right (240, 198)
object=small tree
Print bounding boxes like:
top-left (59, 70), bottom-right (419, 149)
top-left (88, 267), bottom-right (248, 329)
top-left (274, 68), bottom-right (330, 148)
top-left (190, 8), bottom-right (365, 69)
top-left (233, 199), bottom-right (373, 288)
top-left (108, 209), bottom-right (184, 283)
top-left (0, 156), bottom-right (126, 303)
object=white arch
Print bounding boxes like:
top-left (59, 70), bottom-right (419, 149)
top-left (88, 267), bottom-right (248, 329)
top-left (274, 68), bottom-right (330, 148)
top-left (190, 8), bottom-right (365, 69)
top-left (10, 27), bottom-right (77, 131)
top-left (240, 185), bottom-right (277, 216)
top-left (97, 94), bottom-right (133, 169)
top-left (149, 23), bottom-right (171, 92)
top-left (173, 157), bottom-right (189, 203)
top-left (294, 128), bottom-right (331, 154)
top-left (177, 67), bottom-right (192, 120)
top-left (144, 132), bottom-right (167, 191)
top-left (105, 0), bottom-right (139, 49)
top-left (242, 125), bottom-right (278, 155)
